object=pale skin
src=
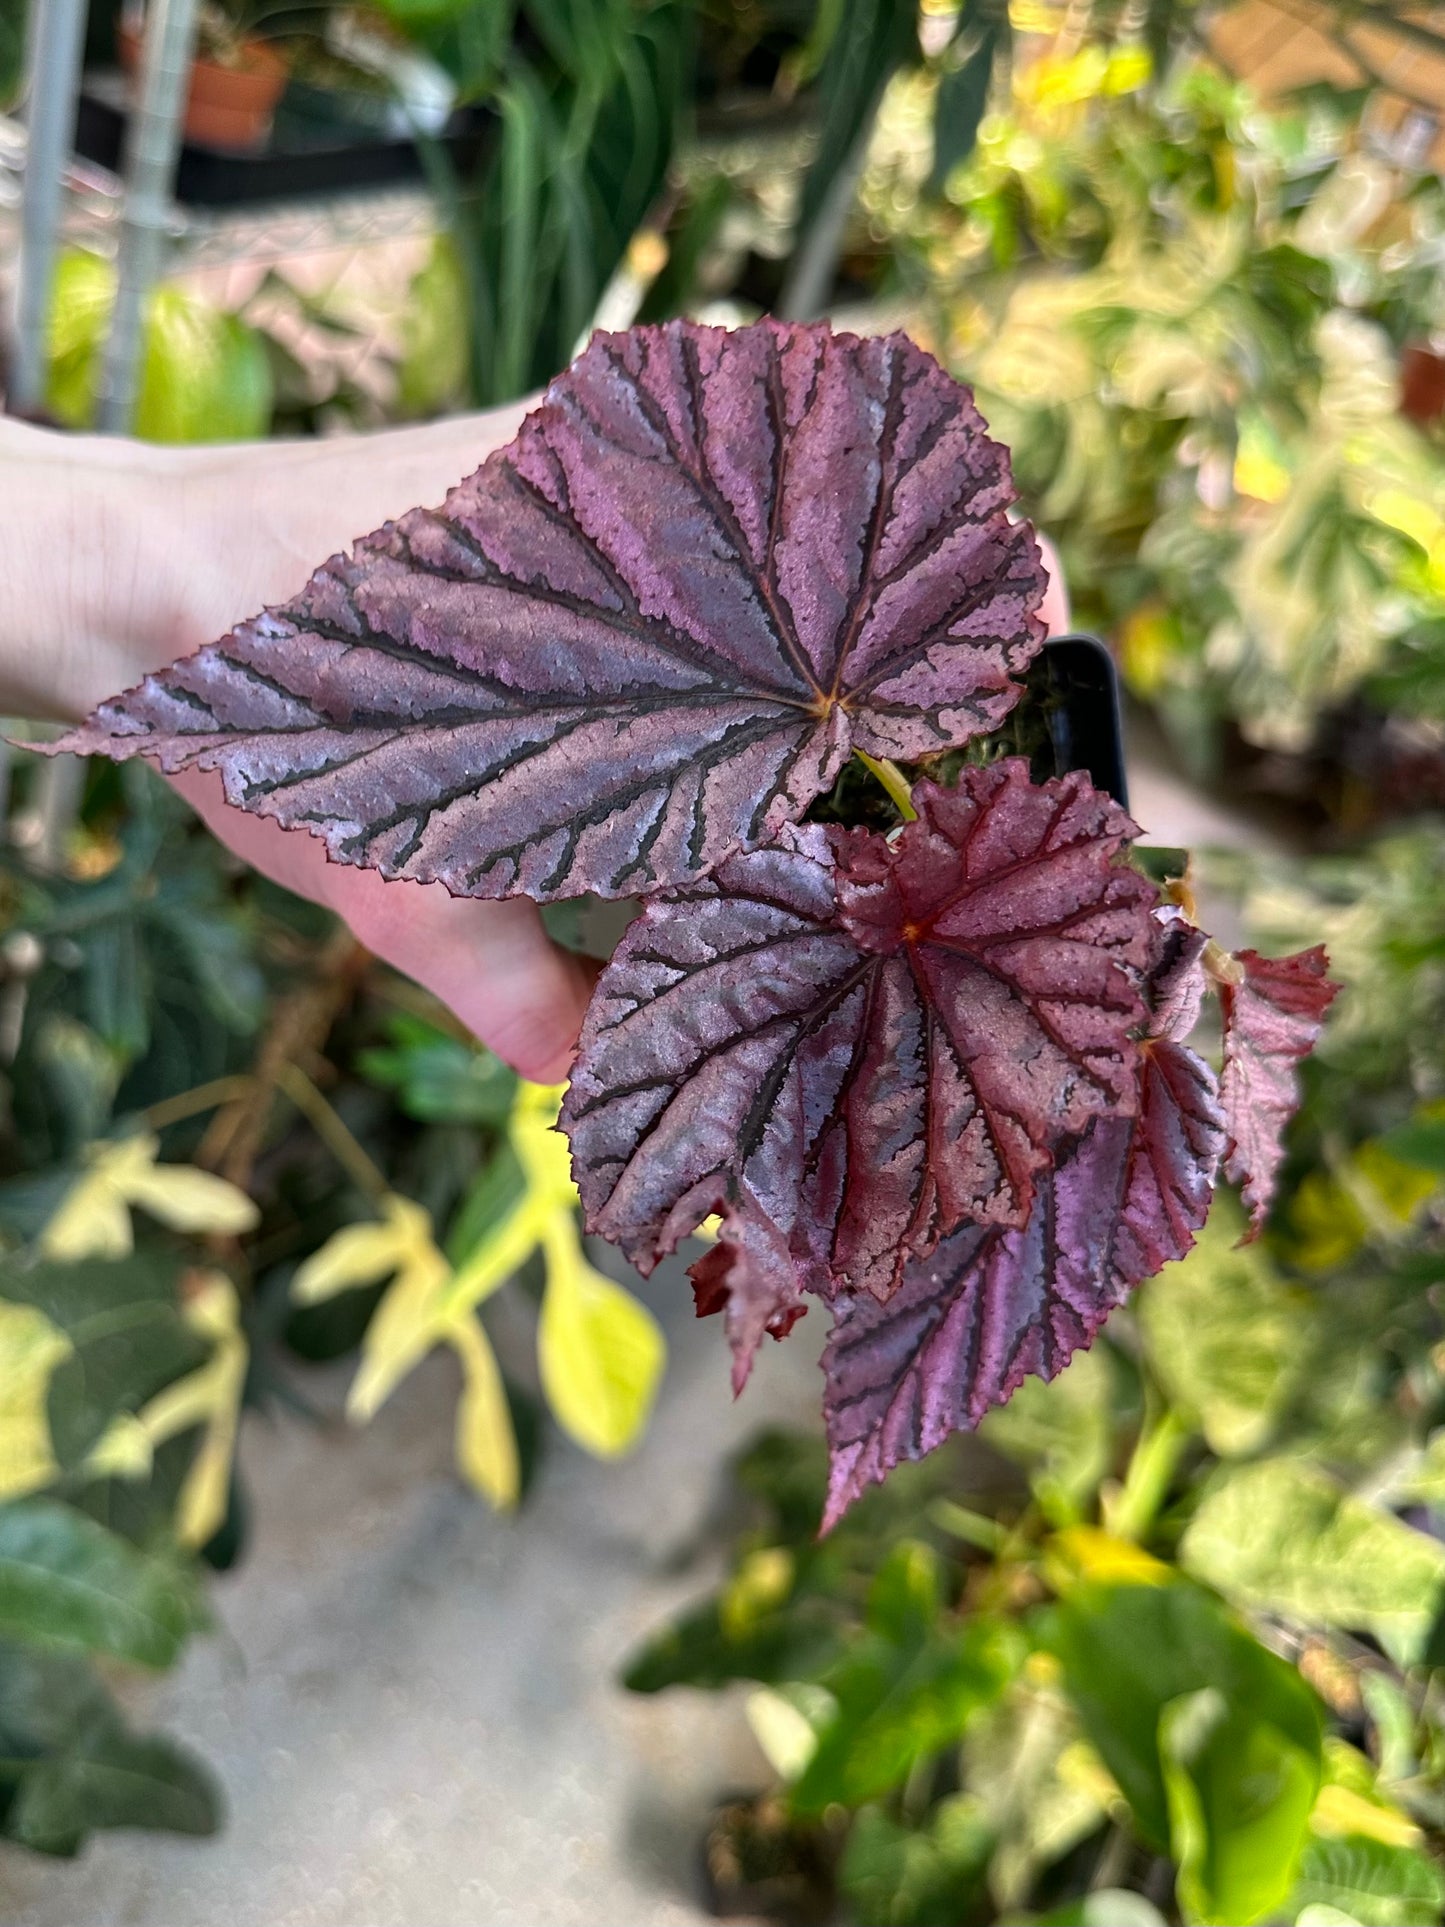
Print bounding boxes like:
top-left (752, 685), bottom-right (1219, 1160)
top-left (0, 407), bottom-right (1070, 1082)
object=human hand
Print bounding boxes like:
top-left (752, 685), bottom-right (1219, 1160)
top-left (3, 404), bottom-right (594, 1082)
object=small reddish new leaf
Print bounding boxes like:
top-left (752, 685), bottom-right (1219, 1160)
top-left (689, 1213), bottom-right (809, 1396)
top-left (820, 1010), bottom-right (1226, 1529)
top-left (561, 762), bottom-right (1158, 1328)
top-left (1219, 945), bottom-right (1338, 1237)
top-left (53, 320), bottom-right (1046, 903)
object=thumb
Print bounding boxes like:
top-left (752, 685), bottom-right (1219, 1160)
top-left (168, 768), bottom-right (593, 1083)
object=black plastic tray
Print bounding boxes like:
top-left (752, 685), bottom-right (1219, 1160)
top-left (73, 79), bottom-right (491, 209)
top-left (1038, 634), bottom-right (1129, 809)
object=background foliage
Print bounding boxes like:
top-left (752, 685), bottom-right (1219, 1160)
top-left (4, 0), bottom-right (1444, 1913)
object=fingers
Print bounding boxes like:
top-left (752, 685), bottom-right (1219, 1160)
top-left (1036, 532), bottom-right (1072, 638)
top-left (168, 769), bottom-right (593, 1083)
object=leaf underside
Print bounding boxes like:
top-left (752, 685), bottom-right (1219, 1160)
top-left (1219, 946), bottom-right (1338, 1237)
top-left (562, 763), bottom-right (1160, 1322)
top-left (54, 319), bottom-right (1046, 903)
top-left (819, 959), bottom-right (1227, 1526)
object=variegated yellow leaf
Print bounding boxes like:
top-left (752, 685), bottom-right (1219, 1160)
top-left (84, 1411), bottom-right (154, 1482)
top-left (40, 1133), bottom-right (257, 1261)
top-left (447, 1313), bottom-right (519, 1509)
top-left (140, 1273), bottom-right (248, 1547)
top-left (537, 1216), bottom-right (664, 1460)
top-left (39, 1137), bottom-right (148, 1260)
top-left (0, 1302), bottom-right (70, 1499)
top-left (508, 1083), bottom-right (575, 1209)
top-left (123, 1160), bottom-right (259, 1240)
top-left (345, 1234), bottom-right (450, 1424)
top-left (292, 1194), bottom-right (434, 1304)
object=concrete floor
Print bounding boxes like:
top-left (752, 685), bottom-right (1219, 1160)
top-left (0, 747), bottom-right (1267, 1927)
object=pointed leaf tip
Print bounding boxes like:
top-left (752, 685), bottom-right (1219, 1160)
top-left (820, 1008), bottom-right (1225, 1527)
top-left (1219, 945), bottom-right (1338, 1237)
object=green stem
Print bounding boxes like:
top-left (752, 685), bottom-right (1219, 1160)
top-left (275, 1063), bottom-right (391, 1209)
top-left (1106, 1401), bottom-right (1192, 1544)
top-left (930, 1498), bottom-right (1008, 1554)
top-left (854, 750), bottom-right (917, 821)
top-left (139, 1075), bottom-right (256, 1134)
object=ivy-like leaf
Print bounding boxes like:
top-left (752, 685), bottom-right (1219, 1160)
top-left (818, 926), bottom-right (1226, 1529)
top-left (1219, 946), bottom-right (1338, 1237)
top-left (563, 762), bottom-right (1158, 1324)
top-left (54, 320), bottom-right (1046, 903)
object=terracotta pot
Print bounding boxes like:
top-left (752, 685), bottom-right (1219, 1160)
top-left (118, 20), bottom-right (288, 152)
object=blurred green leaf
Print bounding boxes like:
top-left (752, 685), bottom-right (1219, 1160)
top-left (792, 1544), bottom-right (1020, 1814)
top-left (46, 253), bottom-right (272, 442)
top-left (1288, 1834), bottom-right (1445, 1927)
top-left (396, 237), bottom-right (472, 418)
top-left (1043, 1581), bottom-right (1322, 1876)
top-left (982, 1342), bottom-right (1127, 1525)
top-left (1161, 1683), bottom-right (1320, 1925)
top-left (964, 1672), bottom-right (1113, 1907)
top-left (1005, 1893), bottom-right (1168, 1925)
top-left (444, 1143), bottom-right (527, 1267)
top-left (358, 1015), bottom-right (516, 1125)
top-left (930, 10), bottom-right (1005, 195)
top-left (839, 1795), bottom-right (993, 1927)
top-left (1137, 1202), bottom-right (1307, 1456)
top-left (622, 1582), bottom-right (844, 1694)
top-left (0, 1501), bottom-right (201, 1667)
top-left (0, 1637), bottom-right (217, 1857)
top-left (8, 1715), bottom-right (220, 1857)
top-left (2, 1254), bottom-right (206, 1471)
top-left (1180, 1458), bottom-right (1445, 1666)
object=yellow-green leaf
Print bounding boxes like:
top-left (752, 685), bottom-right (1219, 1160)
top-left (0, 1304), bottom-right (71, 1500)
top-left (40, 1135), bottom-right (257, 1262)
top-left (141, 1274), bottom-right (247, 1548)
top-left (122, 1161), bottom-right (258, 1240)
top-left (39, 1141), bottom-right (145, 1261)
top-left (537, 1218), bottom-right (664, 1459)
top-left (292, 1194), bottom-right (435, 1304)
top-left (345, 1235), bottom-right (451, 1424)
top-left (508, 1082), bottom-right (575, 1210)
top-left (446, 1314), bottom-right (519, 1509)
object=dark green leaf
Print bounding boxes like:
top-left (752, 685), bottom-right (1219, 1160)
top-left (8, 1716), bottom-right (220, 1856)
top-left (0, 1501), bottom-right (202, 1667)
top-left (1042, 1582), bottom-right (1322, 1860)
top-left (929, 17), bottom-right (1004, 195)
top-left (444, 1144), bottom-right (527, 1267)
top-left (793, 1549), bottom-right (1019, 1815)
top-left (1040, 1583), bottom-right (1323, 1925)
top-left (1380, 1118), bottom-right (1445, 1174)
top-left (793, 0), bottom-right (919, 247)
top-left (839, 1796), bottom-right (993, 1927)
top-left (622, 1595), bottom-right (844, 1695)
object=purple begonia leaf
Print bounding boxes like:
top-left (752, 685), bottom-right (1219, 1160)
top-left (819, 972), bottom-right (1226, 1528)
top-left (1220, 945), bottom-right (1338, 1238)
top-left (51, 320), bottom-right (1046, 903)
top-left (561, 761), bottom-right (1158, 1330)
top-left (1148, 906), bottom-right (1210, 1043)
